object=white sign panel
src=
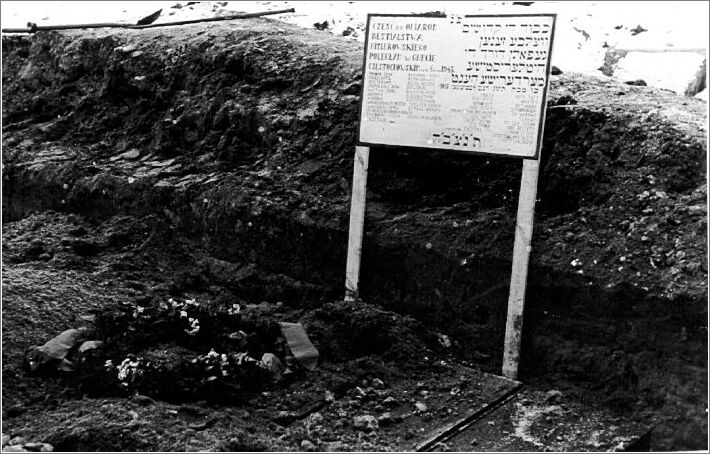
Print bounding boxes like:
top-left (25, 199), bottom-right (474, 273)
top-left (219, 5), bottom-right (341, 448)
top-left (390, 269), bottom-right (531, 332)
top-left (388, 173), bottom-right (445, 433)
top-left (358, 14), bottom-right (556, 158)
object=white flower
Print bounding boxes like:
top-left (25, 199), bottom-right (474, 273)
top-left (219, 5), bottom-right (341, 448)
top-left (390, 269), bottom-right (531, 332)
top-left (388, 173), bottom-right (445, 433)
top-left (180, 310), bottom-right (188, 318)
top-left (185, 318), bottom-right (200, 336)
top-left (234, 352), bottom-right (248, 365)
top-left (117, 358), bottom-right (137, 382)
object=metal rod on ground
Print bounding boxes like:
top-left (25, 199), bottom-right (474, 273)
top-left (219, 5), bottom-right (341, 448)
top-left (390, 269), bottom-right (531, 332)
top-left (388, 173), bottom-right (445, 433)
top-left (1, 8), bottom-right (295, 34)
top-left (502, 158), bottom-right (541, 381)
top-left (135, 8), bottom-right (295, 28)
top-left (344, 146), bottom-right (370, 302)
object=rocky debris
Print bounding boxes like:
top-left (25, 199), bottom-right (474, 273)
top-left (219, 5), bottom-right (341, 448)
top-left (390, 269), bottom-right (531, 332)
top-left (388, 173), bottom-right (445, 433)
top-left (132, 394), bottom-right (156, 406)
top-left (304, 411), bottom-right (326, 437)
top-left (382, 396), bottom-right (400, 408)
top-left (377, 412), bottom-right (394, 427)
top-left (1, 435), bottom-right (53, 452)
top-left (274, 410), bottom-right (296, 426)
top-left (353, 415), bottom-right (378, 431)
top-left (22, 443), bottom-right (54, 452)
top-left (307, 412), bottom-right (324, 425)
top-left (178, 404), bottom-right (207, 416)
top-left (415, 402), bottom-right (428, 412)
top-left (624, 79), bottom-right (647, 86)
top-left (4, 406), bottom-right (25, 418)
top-left (545, 390), bottom-right (564, 404)
top-left (553, 94), bottom-right (577, 106)
top-left (351, 386), bottom-right (368, 400)
top-left (109, 148), bottom-right (141, 161)
top-left (323, 441), bottom-right (345, 452)
top-left (341, 26), bottom-right (358, 38)
top-left (23, 327), bottom-right (99, 374)
top-left (260, 352), bottom-right (286, 380)
top-left (300, 440), bottom-right (317, 451)
top-left (188, 419), bottom-right (215, 431)
top-left (436, 333), bottom-right (452, 348)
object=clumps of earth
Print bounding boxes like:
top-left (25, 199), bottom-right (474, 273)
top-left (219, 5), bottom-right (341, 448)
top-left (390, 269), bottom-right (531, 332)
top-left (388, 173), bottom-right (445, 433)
top-left (1, 434), bottom-right (53, 453)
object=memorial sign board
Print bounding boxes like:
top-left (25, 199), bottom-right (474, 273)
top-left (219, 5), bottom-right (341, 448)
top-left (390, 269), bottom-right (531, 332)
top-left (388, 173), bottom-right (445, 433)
top-left (359, 14), bottom-right (556, 158)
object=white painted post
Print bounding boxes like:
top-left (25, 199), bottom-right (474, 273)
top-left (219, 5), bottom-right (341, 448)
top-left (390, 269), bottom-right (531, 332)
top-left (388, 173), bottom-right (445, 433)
top-left (502, 157), bottom-right (541, 380)
top-left (344, 146), bottom-right (370, 301)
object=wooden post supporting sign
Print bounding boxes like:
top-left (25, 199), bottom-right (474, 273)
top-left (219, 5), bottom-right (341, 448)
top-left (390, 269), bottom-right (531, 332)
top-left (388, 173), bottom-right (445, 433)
top-left (502, 158), bottom-right (541, 380)
top-left (344, 146), bottom-right (370, 301)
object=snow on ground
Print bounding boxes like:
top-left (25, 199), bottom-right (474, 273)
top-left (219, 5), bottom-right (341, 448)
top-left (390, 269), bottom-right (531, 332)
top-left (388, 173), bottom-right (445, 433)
top-left (1, 1), bottom-right (707, 98)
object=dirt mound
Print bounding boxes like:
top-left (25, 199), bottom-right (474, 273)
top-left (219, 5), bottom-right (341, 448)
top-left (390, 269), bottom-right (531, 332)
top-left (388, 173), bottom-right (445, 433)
top-left (2, 24), bottom-right (706, 301)
top-left (2, 17), bottom-right (707, 450)
top-left (304, 300), bottom-right (438, 363)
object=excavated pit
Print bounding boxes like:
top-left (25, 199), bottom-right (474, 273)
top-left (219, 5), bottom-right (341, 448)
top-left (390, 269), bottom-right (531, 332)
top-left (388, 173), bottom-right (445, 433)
top-left (2, 17), bottom-right (707, 451)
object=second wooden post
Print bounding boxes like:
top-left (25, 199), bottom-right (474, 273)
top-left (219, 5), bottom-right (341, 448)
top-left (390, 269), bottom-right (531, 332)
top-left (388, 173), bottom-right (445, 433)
top-left (344, 146), bottom-right (370, 301)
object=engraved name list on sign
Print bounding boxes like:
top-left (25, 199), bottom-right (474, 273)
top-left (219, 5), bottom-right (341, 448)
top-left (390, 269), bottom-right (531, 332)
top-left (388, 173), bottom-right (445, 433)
top-left (359, 14), bottom-right (556, 158)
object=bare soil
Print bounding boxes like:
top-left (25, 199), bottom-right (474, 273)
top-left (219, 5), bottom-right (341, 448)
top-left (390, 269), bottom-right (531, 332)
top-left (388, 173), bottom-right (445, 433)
top-left (2, 15), bottom-right (707, 451)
